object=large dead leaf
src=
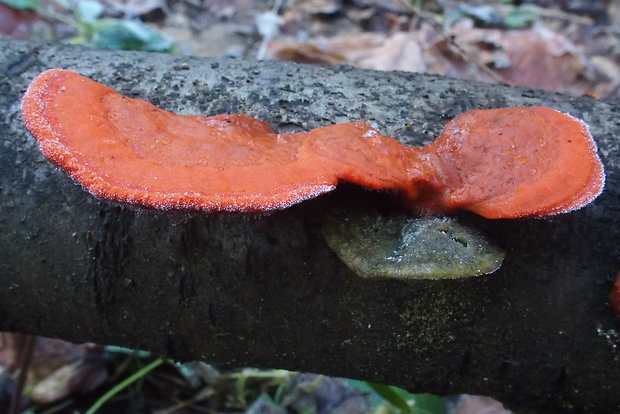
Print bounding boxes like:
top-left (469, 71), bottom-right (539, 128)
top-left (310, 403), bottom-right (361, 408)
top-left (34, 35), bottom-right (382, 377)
top-left (447, 20), bottom-right (596, 94)
top-left (0, 333), bottom-right (106, 405)
top-left (268, 31), bottom-right (429, 72)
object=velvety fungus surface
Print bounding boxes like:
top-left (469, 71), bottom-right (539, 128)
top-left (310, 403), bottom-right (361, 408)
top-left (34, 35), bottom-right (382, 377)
top-left (21, 69), bottom-right (605, 219)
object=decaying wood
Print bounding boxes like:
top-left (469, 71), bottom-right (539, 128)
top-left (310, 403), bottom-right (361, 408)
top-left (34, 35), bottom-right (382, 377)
top-left (0, 39), bottom-right (618, 412)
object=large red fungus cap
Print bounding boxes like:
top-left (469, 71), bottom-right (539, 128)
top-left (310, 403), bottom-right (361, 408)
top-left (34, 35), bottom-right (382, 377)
top-left (22, 69), bottom-right (423, 212)
top-left (21, 70), bottom-right (328, 211)
top-left (419, 107), bottom-right (605, 219)
top-left (22, 69), bottom-right (605, 218)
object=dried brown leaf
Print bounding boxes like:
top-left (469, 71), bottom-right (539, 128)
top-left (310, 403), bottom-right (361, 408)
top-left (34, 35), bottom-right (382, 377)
top-left (0, 334), bottom-right (106, 405)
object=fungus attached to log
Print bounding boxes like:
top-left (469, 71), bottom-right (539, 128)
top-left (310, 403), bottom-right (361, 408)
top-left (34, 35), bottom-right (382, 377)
top-left (609, 272), bottom-right (620, 319)
top-left (20, 69), bottom-right (337, 212)
top-left (21, 69), bottom-right (605, 219)
top-left (323, 204), bottom-right (505, 279)
top-left (416, 107), bottom-right (606, 218)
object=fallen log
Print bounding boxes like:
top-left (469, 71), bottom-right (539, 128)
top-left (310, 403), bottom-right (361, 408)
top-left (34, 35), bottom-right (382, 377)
top-left (0, 39), bottom-right (618, 412)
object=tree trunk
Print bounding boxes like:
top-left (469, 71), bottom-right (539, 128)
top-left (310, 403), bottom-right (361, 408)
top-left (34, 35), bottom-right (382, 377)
top-left (0, 39), bottom-right (618, 413)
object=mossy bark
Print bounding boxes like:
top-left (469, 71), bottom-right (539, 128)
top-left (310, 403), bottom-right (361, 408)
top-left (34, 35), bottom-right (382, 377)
top-left (0, 39), bottom-right (619, 413)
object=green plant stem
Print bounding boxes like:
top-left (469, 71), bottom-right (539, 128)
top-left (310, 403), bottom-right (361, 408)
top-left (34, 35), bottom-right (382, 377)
top-left (84, 358), bottom-right (165, 414)
top-left (35, 6), bottom-right (81, 29)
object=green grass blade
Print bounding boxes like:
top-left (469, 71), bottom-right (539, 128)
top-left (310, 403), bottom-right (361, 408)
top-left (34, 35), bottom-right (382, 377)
top-left (84, 358), bottom-right (165, 414)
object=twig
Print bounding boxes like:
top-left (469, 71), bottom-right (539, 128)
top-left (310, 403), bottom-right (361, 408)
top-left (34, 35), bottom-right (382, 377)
top-left (397, 0), bottom-right (506, 84)
top-left (153, 386), bottom-right (215, 414)
top-left (256, 0), bottom-right (286, 60)
top-left (514, 4), bottom-right (593, 26)
top-left (9, 334), bottom-right (37, 414)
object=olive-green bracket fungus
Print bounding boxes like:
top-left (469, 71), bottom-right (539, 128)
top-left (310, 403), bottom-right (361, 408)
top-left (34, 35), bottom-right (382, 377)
top-left (322, 205), bottom-right (505, 280)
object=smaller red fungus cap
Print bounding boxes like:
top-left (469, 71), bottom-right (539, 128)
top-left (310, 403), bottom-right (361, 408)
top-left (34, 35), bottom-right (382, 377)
top-left (418, 107), bottom-right (605, 219)
top-left (609, 272), bottom-right (620, 319)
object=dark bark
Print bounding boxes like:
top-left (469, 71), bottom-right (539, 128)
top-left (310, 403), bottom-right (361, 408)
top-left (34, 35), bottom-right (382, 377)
top-left (0, 39), bottom-right (619, 413)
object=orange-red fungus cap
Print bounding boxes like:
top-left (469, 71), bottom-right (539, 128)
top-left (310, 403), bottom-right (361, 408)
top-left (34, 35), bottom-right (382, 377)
top-left (22, 69), bottom-right (605, 218)
top-left (21, 69), bottom-right (337, 211)
top-left (419, 107), bottom-right (605, 218)
top-left (609, 273), bottom-right (620, 319)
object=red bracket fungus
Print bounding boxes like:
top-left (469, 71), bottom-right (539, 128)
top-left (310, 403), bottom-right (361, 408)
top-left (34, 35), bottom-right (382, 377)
top-left (610, 272), bottom-right (620, 319)
top-left (21, 69), bottom-right (605, 219)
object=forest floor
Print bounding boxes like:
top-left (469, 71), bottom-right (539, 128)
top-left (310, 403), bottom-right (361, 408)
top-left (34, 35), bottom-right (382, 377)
top-left (1, 0), bottom-right (619, 413)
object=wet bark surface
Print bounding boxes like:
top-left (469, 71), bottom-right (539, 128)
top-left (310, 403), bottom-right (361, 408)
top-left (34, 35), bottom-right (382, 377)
top-left (0, 39), bottom-right (619, 412)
